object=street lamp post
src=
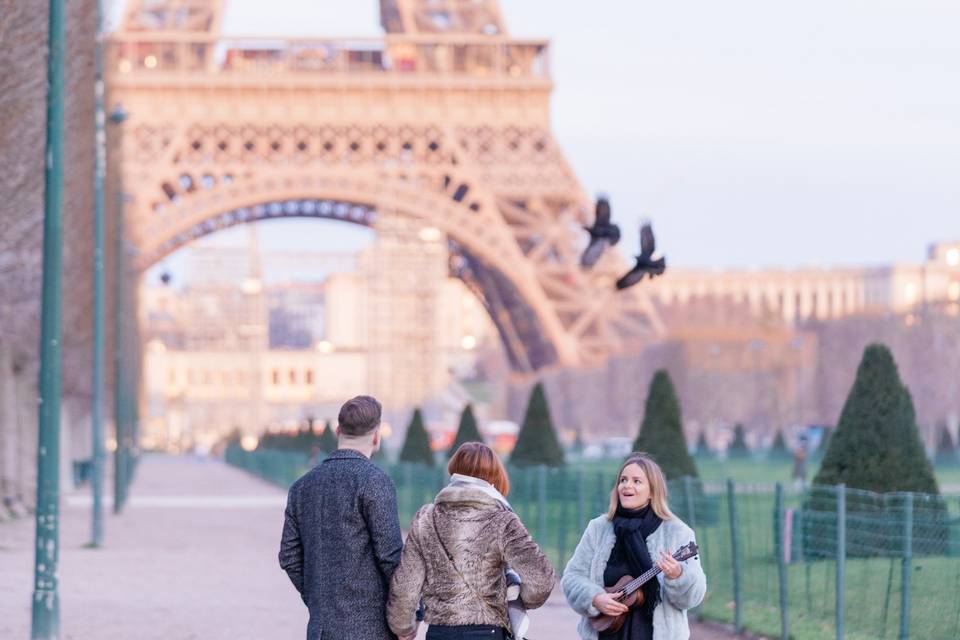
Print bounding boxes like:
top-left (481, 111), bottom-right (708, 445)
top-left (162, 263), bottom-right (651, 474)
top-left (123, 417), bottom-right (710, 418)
top-left (89, 0), bottom-right (108, 548)
top-left (31, 0), bottom-right (66, 636)
top-left (109, 104), bottom-right (129, 515)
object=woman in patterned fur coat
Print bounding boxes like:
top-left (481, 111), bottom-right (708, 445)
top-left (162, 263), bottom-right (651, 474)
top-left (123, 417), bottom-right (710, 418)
top-left (387, 443), bottom-right (555, 640)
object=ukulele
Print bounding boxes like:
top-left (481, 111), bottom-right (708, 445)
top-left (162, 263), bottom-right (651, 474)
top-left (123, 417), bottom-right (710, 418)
top-left (589, 541), bottom-right (700, 634)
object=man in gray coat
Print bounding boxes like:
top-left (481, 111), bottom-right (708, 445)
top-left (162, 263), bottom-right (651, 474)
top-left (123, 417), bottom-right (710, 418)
top-left (279, 395), bottom-right (405, 640)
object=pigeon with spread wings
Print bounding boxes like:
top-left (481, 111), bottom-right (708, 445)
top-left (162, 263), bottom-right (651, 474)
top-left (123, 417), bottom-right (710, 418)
top-left (616, 222), bottom-right (666, 290)
top-left (580, 196), bottom-right (622, 268)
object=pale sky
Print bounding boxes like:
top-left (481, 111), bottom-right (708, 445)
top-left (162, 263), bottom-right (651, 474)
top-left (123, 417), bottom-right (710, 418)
top-left (118, 0), bottom-right (960, 277)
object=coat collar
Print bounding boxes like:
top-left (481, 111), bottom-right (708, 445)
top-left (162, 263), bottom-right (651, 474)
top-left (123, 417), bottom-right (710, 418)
top-left (447, 473), bottom-right (513, 510)
top-left (434, 483), bottom-right (508, 510)
top-left (323, 448), bottom-right (370, 462)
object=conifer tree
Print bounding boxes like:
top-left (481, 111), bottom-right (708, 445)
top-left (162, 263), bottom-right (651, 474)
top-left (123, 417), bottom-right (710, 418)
top-left (447, 404), bottom-right (484, 457)
top-left (510, 383), bottom-right (565, 467)
top-left (633, 370), bottom-right (698, 479)
top-left (813, 344), bottom-right (939, 494)
top-left (318, 420), bottom-right (338, 453)
top-left (727, 424), bottom-right (751, 459)
top-left (934, 423), bottom-right (957, 466)
top-left (769, 429), bottom-right (791, 460)
top-left (258, 431), bottom-right (278, 450)
top-left (295, 420), bottom-right (314, 452)
top-left (694, 431), bottom-right (712, 459)
top-left (225, 427), bottom-right (242, 446)
top-left (399, 408), bottom-right (435, 466)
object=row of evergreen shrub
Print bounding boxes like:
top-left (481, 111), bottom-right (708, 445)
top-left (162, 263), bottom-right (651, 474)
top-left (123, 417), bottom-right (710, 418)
top-left (397, 385), bottom-right (567, 468)
top-left (391, 369), bottom-right (701, 477)
top-left (236, 420), bottom-right (338, 455)
top-left (255, 343), bottom-right (949, 500)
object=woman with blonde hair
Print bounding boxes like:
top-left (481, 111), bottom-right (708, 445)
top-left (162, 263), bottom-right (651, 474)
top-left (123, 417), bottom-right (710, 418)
top-left (561, 453), bottom-right (706, 640)
top-left (387, 442), bottom-right (555, 640)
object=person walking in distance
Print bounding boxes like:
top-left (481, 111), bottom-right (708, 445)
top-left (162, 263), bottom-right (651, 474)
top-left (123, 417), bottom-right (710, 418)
top-left (792, 435), bottom-right (808, 492)
top-left (279, 395), bottom-right (407, 640)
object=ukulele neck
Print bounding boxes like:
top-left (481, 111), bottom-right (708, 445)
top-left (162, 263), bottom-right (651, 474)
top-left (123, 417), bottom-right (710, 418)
top-left (622, 566), bottom-right (662, 597)
top-left (620, 549), bottom-right (686, 597)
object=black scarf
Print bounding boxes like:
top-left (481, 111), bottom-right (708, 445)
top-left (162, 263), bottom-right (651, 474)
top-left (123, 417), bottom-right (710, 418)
top-left (610, 503), bottom-right (662, 618)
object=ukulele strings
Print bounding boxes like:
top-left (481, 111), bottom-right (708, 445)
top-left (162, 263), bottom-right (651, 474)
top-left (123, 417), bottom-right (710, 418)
top-left (616, 549), bottom-right (689, 600)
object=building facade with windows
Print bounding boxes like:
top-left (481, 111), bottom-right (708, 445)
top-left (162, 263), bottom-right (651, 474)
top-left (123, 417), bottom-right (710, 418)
top-left (141, 224), bottom-right (495, 451)
top-left (649, 241), bottom-right (960, 323)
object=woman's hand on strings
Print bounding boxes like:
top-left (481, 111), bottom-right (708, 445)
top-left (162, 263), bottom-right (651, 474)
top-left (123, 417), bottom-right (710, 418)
top-left (658, 550), bottom-right (683, 580)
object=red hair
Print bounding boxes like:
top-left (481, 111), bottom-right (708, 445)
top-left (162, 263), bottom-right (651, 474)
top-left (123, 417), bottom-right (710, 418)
top-left (448, 442), bottom-right (510, 497)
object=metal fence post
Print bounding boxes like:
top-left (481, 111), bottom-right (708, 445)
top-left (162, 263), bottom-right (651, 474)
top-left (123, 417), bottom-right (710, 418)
top-left (403, 463), bottom-right (413, 523)
top-left (537, 465), bottom-right (548, 543)
top-left (836, 484), bottom-right (846, 640)
top-left (775, 482), bottom-right (790, 640)
top-left (683, 476), bottom-right (697, 527)
top-left (727, 478), bottom-right (742, 633)
top-left (558, 471), bottom-right (568, 570)
top-left (900, 493), bottom-right (913, 640)
top-left (576, 465), bottom-right (585, 530)
top-left (597, 470), bottom-right (607, 514)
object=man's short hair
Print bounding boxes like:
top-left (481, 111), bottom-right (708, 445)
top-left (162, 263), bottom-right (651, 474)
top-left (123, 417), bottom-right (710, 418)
top-left (338, 395), bottom-right (382, 437)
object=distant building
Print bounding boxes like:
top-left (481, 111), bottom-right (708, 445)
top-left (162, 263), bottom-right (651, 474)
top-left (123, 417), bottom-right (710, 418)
top-left (142, 340), bottom-right (365, 452)
top-left (140, 222), bottom-right (494, 451)
top-left (649, 241), bottom-right (960, 323)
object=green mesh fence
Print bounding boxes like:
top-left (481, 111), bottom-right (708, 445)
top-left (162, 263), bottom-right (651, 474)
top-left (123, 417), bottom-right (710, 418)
top-left (226, 446), bottom-right (960, 639)
top-left (224, 445), bottom-right (311, 488)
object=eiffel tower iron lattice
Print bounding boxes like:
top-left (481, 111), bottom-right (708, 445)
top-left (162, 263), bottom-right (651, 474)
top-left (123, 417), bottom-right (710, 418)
top-left (106, 0), bottom-right (664, 373)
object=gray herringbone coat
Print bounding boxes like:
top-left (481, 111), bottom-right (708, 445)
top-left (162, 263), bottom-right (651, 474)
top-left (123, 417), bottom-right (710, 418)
top-left (279, 449), bottom-right (403, 640)
top-left (386, 484), bottom-right (556, 637)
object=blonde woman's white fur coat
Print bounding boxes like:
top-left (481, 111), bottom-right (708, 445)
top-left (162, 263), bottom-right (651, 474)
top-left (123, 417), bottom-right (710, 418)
top-left (561, 515), bottom-right (706, 640)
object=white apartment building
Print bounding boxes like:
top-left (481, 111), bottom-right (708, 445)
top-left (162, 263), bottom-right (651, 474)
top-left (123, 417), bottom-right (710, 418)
top-left (649, 241), bottom-right (960, 323)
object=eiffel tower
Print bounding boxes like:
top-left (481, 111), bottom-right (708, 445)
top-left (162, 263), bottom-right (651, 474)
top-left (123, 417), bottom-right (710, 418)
top-left (106, 0), bottom-right (664, 375)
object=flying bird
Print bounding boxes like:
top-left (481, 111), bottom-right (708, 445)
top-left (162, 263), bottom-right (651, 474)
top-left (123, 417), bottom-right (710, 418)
top-left (615, 222), bottom-right (666, 290)
top-left (580, 196), bottom-right (621, 268)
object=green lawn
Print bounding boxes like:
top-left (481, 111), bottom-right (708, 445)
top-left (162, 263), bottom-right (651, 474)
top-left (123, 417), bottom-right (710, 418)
top-left (697, 457), bottom-right (796, 484)
top-left (690, 491), bottom-right (960, 640)
top-left (694, 456), bottom-right (960, 491)
top-left (934, 464), bottom-right (960, 490)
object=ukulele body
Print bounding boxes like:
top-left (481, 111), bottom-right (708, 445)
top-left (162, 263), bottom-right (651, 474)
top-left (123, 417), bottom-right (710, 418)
top-left (589, 574), bottom-right (645, 634)
top-left (587, 541), bottom-right (700, 635)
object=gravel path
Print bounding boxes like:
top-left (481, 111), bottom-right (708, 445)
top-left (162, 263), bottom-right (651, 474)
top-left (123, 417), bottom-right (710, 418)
top-left (0, 455), bottom-right (741, 639)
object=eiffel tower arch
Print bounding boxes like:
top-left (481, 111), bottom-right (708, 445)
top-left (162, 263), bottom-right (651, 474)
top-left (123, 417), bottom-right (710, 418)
top-left (106, 0), bottom-right (664, 374)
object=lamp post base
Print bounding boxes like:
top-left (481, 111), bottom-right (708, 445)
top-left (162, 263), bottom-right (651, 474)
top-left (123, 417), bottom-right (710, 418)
top-left (31, 588), bottom-right (60, 640)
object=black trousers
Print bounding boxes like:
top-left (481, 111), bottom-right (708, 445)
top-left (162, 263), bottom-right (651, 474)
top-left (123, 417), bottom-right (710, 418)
top-left (425, 624), bottom-right (507, 640)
